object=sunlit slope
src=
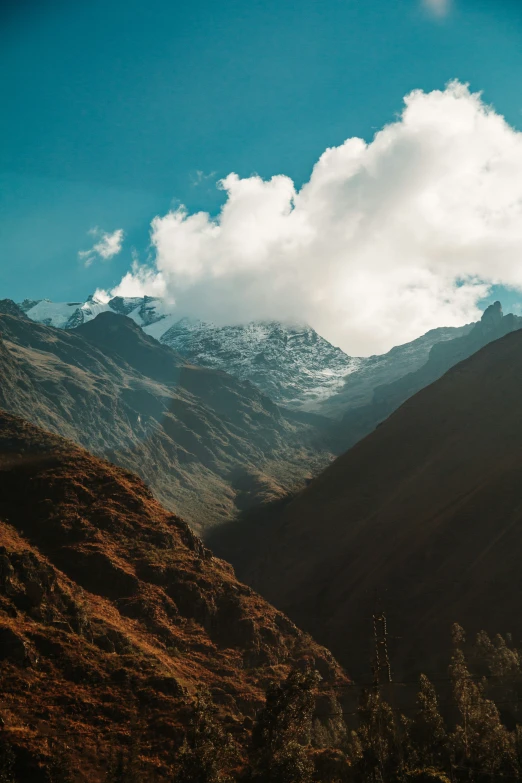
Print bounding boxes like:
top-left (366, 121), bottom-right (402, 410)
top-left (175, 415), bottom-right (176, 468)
top-left (0, 410), bottom-right (344, 781)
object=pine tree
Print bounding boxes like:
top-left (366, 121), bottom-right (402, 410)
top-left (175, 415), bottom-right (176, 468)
top-left (475, 630), bottom-right (520, 680)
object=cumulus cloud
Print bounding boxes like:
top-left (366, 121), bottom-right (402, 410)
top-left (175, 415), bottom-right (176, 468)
top-left (112, 82), bottom-right (522, 355)
top-left (79, 228), bottom-right (124, 267)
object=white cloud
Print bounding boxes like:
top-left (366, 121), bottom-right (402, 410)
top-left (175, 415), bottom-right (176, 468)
top-left (423, 0), bottom-right (451, 17)
top-left (79, 228), bottom-right (124, 267)
top-left (112, 81), bottom-right (522, 356)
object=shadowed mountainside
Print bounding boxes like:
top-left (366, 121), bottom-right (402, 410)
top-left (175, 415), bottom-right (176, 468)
top-left (216, 327), bottom-right (522, 680)
top-left (0, 302), bottom-right (334, 531)
top-left (0, 411), bottom-right (345, 781)
top-left (333, 301), bottom-right (522, 448)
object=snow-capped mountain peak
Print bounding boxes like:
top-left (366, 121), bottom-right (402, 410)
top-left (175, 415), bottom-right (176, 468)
top-left (19, 295), bottom-right (359, 409)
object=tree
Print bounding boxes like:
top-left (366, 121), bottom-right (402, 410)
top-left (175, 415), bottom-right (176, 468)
top-left (173, 689), bottom-right (237, 783)
top-left (449, 624), bottom-right (517, 779)
top-left (247, 666), bottom-right (319, 783)
top-left (409, 674), bottom-right (447, 770)
top-left (349, 688), bottom-right (402, 783)
top-left (475, 630), bottom-right (520, 680)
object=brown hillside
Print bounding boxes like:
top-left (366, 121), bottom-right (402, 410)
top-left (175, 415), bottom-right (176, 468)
top-left (0, 411), bottom-right (345, 782)
top-left (237, 328), bottom-right (522, 679)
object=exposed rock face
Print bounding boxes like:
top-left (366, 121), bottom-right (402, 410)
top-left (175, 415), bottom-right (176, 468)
top-left (0, 307), bottom-right (333, 531)
top-left (481, 299), bottom-right (503, 327)
top-left (158, 319), bottom-right (360, 410)
top-left (0, 299), bottom-right (27, 319)
top-left (223, 328), bottom-right (522, 680)
top-left (0, 411), bottom-right (345, 781)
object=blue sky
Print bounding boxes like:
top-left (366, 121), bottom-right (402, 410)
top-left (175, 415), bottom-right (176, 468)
top-left (1, 0), bottom-right (522, 343)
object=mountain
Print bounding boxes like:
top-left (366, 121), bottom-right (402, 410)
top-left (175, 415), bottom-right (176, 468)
top-left (0, 410), bottom-right (344, 781)
top-left (157, 319), bottom-right (360, 409)
top-left (314, 322), bottom-right (474, 418)
top-left (216, 327), bottom-right (522, 680)
top-left (22, 295), bottom-right (511, 424)
top-left (0, 303), bottom-right (333, 531)
top-left (20, 295), bottom-right (360, 410)
top-left (334, 301), bottom-right (522, 449)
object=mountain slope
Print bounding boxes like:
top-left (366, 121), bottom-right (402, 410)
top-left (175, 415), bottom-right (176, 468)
top-left (331, 301), bottom-right (522, 449)
top-left (22, 295), bottom-right (509, 424)
top-left (228, 327), bottom-right (522, 679)
top-left (157, 318), bottom-right (360, 409)
top-left (315, 322), bottom-right (474, 418)
top-left (0, 411), bottom-right (344, 781)
top-left (0, 304), bottom-right (333, 531)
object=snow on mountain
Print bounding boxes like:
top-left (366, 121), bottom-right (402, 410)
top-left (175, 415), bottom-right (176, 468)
top-left (19, 295), bottom-right (171, 332)
top-left (20, 295), bottom-right (359, 410)
top-left (157, 318), bottom-right (361, 409)
top-left (20, 294), bottom-right (486, 416)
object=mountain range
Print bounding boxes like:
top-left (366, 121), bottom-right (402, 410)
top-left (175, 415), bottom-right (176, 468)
top-left (335, 300), bottom-right (522, 449)
top-left (0, 301), bottom-right (333, 532)
top-left (19, 294), bottom-right (497, 417)
top-left (6, 288), bottom-right (522, 774)
top-left (19, 296), bottom-right (359, 410)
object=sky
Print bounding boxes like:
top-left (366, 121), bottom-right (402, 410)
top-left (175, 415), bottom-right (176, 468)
top-left (2, 0), bottom-right (522, 354)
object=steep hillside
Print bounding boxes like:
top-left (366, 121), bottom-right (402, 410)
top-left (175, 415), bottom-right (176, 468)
top-left (0, 304), bottom-right (333, 531)
top-left (225, 327), bottom-right (522, 679)
top-left (0, 411), bottom-right (345, 782)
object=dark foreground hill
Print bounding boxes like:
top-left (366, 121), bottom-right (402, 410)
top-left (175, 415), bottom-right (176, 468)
top-left (0, 303), bottom-right (333, 531)
top-left (0, 411), bottom-right (344, 781)
top-left (219, 327), bottom-right (522, 679)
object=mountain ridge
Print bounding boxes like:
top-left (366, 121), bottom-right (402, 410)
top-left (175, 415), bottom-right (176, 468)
top-left (0, 305), bottom-right (333, 531)
top-left (19, 296), bottom-right (359, 410)
top-left (22, 295), bottom-right (506, 422)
